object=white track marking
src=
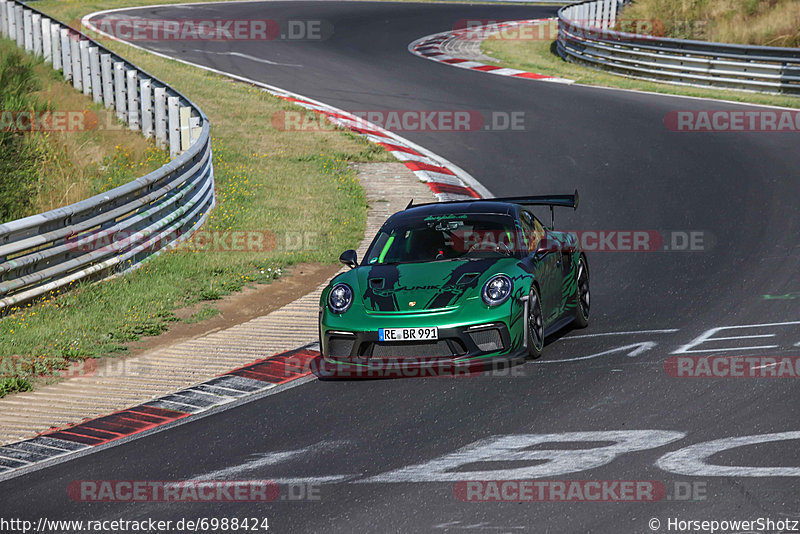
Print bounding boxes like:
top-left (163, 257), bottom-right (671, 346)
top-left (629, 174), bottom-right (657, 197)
top-left (189, 49), bottom-right (302, 67)
top-left (566, 329), bottom-right (679, 339)
top-left (657, 432), bottom-right (800, 477)
top-left (190, 441), bottom-right (348, 481)
top-left (361, 431), bottom-right (686, 482)
top-left (673, 321), bottom-right (800, 354)
top-left (539, 341), bottom-right (658, 363)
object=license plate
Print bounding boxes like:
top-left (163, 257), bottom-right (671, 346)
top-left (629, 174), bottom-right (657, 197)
top-left (378, 327), bottom-right (438, 342)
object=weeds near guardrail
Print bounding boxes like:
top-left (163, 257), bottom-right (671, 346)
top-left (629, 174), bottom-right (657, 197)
top-left (0, 48), bottom-right (49, 221)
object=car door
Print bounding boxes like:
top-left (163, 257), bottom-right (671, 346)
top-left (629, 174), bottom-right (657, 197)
top-left (520, 210), bottom-right (562, 325)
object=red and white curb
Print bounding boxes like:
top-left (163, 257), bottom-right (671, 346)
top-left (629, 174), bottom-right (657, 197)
top-left (409, 19), bottom-right (573, 85)
top-left (0, 345), bottom-right (321, 480)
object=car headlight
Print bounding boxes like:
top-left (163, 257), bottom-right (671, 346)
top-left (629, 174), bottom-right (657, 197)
top-left (482, 275), bottom-right (513, 306)
top-left (327, 283), bottom-right (353, 314)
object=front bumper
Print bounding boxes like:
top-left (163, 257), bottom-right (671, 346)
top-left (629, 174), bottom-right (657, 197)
top-left (323, 322), bottom-right (513, 361)
top-left (319, 298), bottom-right (527, 375)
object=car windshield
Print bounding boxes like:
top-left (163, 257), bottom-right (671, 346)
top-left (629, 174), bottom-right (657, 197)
top-left (363, 213), bottom-right (522, 265)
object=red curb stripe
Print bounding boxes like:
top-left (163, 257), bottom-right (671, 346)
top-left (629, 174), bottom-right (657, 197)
top-left (403, 161), bottom-right (455, 176)
top-left (225, 349), bottom-right (318, 384)
top-left (472, 65), bottom-right (502, 72)
top-left (44, 406), bottom-right (189, 446)
top-left (46, 431), bottom-right (106, 446)
top-left (441, 58), bottom-right (468, 64)
top-left (279, 96), bottom-right (314, 106)
top-left (427, 182), bottom-right (481, 198)
top-left (376, 142), bottom-right (424, 156)
top-left (512, 72), bottom-right (551, 80)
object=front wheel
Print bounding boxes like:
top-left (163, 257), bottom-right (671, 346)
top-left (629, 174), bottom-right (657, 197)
top-left (526, 285), bottom-right (544, 359)
top-left (573, 255), bottom-right (590, 328)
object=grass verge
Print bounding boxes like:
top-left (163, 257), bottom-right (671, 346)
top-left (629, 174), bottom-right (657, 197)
top-left (0, 37), bottom-right (163, 222)
top-left (0, 0), bottom-right (394, 396)
top-left (481, 23), bottom-right (800, 110)
top-left (620, 0), bottom-right (800, 48)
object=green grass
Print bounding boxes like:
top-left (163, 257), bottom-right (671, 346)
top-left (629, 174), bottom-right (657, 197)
top-left (184, 305), bottom-right (221, 324)
top-left (0, 0), bottom-right (395, 392)
top-left (0, 35), bottom-right (170, 222)
top-left (481, 24), bottom-right (800, 109)
top-left (0, 45), bottom-right (51, 221)
top-left (0, 377), bottom-right (32, 398)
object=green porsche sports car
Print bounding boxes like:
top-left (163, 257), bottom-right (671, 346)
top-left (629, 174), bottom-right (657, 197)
top-left (317, 193), bottom-right (589, 374)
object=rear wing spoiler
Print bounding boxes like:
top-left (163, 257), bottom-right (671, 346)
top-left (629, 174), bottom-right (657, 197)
top-left (406, 190), bottom-right (579, 228)
top-left (491, 191), bottom-right (579, 210)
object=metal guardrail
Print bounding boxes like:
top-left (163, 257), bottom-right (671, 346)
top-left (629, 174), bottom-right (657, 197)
top-left (557, 0), bottom-right (800, 95)
top-left (0, 0), bottom-right (214, 311)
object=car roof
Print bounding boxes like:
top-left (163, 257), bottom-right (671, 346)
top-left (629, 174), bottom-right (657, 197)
top-left (396, 201), bottom-right (518, 220)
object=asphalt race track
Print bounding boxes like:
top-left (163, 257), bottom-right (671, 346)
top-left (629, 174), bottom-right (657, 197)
top-left (3, 2), bottom-right (799, 532)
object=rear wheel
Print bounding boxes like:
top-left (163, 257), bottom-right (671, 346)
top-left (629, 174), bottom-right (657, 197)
top-left (573, 256), bottom-right (590, 328)
top-left (527, 285), bottom-right (544, 359)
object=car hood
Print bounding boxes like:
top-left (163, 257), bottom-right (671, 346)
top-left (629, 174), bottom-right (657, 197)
top-left (351, 257), bottom-right (517, 312)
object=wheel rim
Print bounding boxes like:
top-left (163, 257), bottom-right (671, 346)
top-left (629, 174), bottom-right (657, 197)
top-left (577, 260), bottom-right (590, 319)
top-left (528, 291), bottom-right (544, 351)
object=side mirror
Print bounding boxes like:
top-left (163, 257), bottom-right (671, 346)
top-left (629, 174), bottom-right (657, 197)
top-left (339, 249), bottom-right (358, 269)
top-left (534, 237), bottom-right (558, 257)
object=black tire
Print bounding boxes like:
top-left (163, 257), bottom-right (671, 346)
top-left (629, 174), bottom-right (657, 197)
top-left (527, 284), bottom-right (544, 359)
top-left (573, 255), bottom-right (590, 328)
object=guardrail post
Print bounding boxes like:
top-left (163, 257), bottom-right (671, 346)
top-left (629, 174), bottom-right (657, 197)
top-left (42, 18), bottom-right (52, 63)
top-left (15, 5), bottom-right (23, 48)
top-left (22, 7), bottom-right (32, 52)
top-left (154, 87), bottom-right (167, 149)
top-left (89, 46), bottom-right (102, 104)
top-left (31, 13), bottom-right (42, 56)
top-left (608, 0), bottom-right (618, 28)
top-left (190, 115), bottom-right (201, 145)
top-left (0, 0), bottom-right (7, 39)
top-left (179, 106), bottom-right (191, 152)
top-left (599, 1), bottom-right (605, 28)
top-left (60, 28), bottom-right (71, 82)
top-left (126, 69), bottom-right (139, 131)
top-left (8, 3), bottom-right (16, 42)
top-left (167, 96), bottom-right (180, 158)
top-left (80, 40), bottom-right (91, 96)
top-left (140, 78), bottom-right (153, 138)
top-left (50, 22), bottom-right (60, 70)
top-left (114, 61), bottom-right (126, 122)
top-left (70, 36), bottom-right (82, 91)
top-left (101, 53), bottom-right (113, 108)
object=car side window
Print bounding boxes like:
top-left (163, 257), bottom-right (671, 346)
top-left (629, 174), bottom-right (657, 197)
top-left (532, 215), bottom-right (546, 250)
top-left (519, 211), bottom-right (537, 253)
